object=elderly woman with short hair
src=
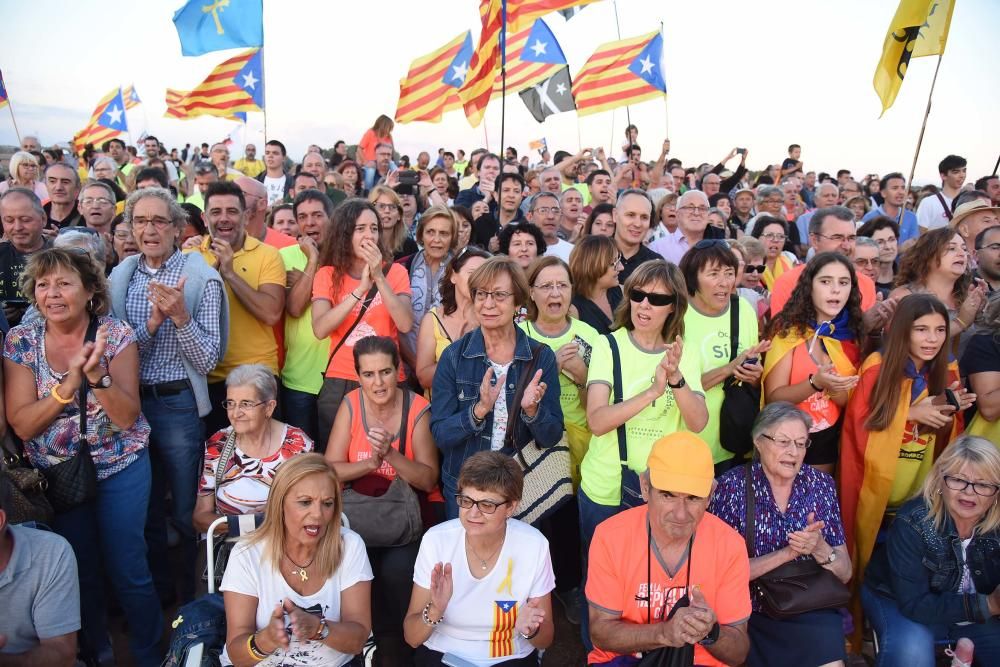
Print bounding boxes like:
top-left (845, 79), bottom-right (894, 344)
top-left (709, 402), bottom-right (852, 667)
top-left (109, 186), bottom-right (228, 605)
top-left (862, 435), bottom-right (1000, 666)
top-left (0, 150), bottom-right (48, 198)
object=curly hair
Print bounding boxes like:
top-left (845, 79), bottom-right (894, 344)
top-left (894, 226), bottom-right (971, 304)
top-left (765, 252), bottom-right (864, 341)
top-left (317, 197), bottom-right (386, 298)
top-left (498, 222), bottom-right (546, 257)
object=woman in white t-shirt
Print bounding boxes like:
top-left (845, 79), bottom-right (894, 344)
top-left (403, 451), bottom-right (555, 666)
top-left (220, 454), bottom-right (373, 667)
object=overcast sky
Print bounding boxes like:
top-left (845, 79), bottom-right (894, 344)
top-left (1, 0), bottom-right (997, 183)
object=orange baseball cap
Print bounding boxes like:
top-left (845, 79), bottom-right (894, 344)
top-left (646, 432), bottom-right (715, 498)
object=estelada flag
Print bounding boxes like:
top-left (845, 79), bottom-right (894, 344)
top-left (165, 48), bottom-right (263, 120)
top-left (572, 30), bottom-right (666, 117)
top-left (395, 32), bottom-right (473, 124)
top-left (0, 69), bottom-right (8, 109)
top-left (73, 87), bottom-right (129, 153)
top-left (873, 0), bottom-right (955, 116)
top-left (123, 84), bottom-right (142, 109)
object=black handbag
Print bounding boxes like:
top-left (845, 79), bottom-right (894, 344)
top-left (744, 463), bottom-right (850, 619)
top-left (42, 317), bottom-right (100, 514)
top-left (605, 333), bottom-right (645, 509)
top-left (342, 390), bottom-right (424, 547)
top-left (719, 296), bottom-right (760, 457)
top-left (0, 432), bottom-right (54, 526)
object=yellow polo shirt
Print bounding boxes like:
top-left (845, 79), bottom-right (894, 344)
top-left (185, 235), bottom-right (286, 382)
top-left (234, 158), bottom-right (265, 178)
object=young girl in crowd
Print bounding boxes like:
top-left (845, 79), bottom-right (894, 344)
top-left (762, 252), bottom-right (864, 474)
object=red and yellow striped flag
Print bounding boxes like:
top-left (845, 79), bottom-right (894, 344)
top-left (165, 48), bottom-right (263, 120)
top-left (572, 30), bottom-right (667, 116)
top-left (480, 0), bottom-right (602, 31)
top-left (123, 84), bottom-right (142, 110)
top-left (395, 32), bottom-right (473, 124)
top-left (72, 87), bottom-right (128, 153)
top-left (489, 600), bottom-right (518, 658)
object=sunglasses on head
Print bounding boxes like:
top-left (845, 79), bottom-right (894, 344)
top-left (629, 288), bottom-right (675, 307)
top-left (693, 239), bottom-right (729, 250)
top-left (743, 264), bottom-right (766, 274)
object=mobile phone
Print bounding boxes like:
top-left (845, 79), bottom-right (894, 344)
top-left (944, 388), bottom-right (961, 411)
top-left (398, 170), bottom-right (420, 186)
top-left (742, 356), bottom-right (758, 367)
top-left (736, 148), bottom-right (747, 155)
top-left (572, 334), bottom-right (593, 365)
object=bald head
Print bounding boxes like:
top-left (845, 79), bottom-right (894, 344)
top-left (677, 190), bottom-right (709, 209)
top-left (235, 176), bottom-right (268, 235)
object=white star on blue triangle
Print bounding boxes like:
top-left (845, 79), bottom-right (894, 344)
top-left (628, 33), bottom-right (667, 92)
top-left (521, 19), bottom-right (566, 65)
top-left (496, 600), bottom-right (516, 613)
top-left (98, 88), bottom-right (129, 131)
top-left (443, 32), bottom-right (474, 88)
top-left (234, 49), bottom-right (265, 109)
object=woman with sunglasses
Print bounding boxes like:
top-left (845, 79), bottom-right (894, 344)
top-left (679, 241), bottom-right (769, 474)
top-left (750, 215), bottom-right (795, 291)
top-left (429, 256), bottom-right (562, 519)
top-left (762, 252), bottom-right (864, 475)
top-left (729, 237), bottom-right (770, 323)
top-left (568, 235), bottom-right (623, 335)
top-left (840, 294), bottom-right (973, 632)
top-left (403, 451), bottom-right (555, 666)
top-left (578, 259), bottom-right (708, 584)
top-left (860, 436), bottom-right (1000, 666)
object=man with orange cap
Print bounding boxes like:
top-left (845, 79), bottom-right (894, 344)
top-left (585, 432), bottom-right (751, 666)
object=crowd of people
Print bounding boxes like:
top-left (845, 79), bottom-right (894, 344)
top-left (1, 120), bottom-right (1000, 667)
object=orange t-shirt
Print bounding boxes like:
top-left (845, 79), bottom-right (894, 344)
top-left (789, 343), bottom-right (843, 432)
top-left (586, 507), bottom-right (751, 666)
top-left (770, 262), bottom-right (877, 315)
top-left (358, 129), bottom-right (393, 164)
top-left (311, 263), bottom-right (411, 381)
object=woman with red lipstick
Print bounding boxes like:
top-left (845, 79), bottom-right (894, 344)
top-left (840, 294), bottom-right (975, 635)
top-left (762, 253), bottom-right (864, 474)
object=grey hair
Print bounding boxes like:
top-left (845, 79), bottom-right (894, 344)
top-left (855, 236), bottom-right (879, 252)
top-left (531, 191), bottom-right (560, 210)
top-left (756, 185), bottom-right (782, 203)
top-left (751, 402), bottom-right (813, 444)
top-left (677, 189), bottom-right (709, 209)
top-left (815, 182), bottom-right (839, 198)
top-left (123, 186), bottom-right (188, 229)
top-left (809, 205), bottom-right (854, 236)
top-left (225, 363), bottom-right (278, 402)
top-left (0, 187), bottom-right (46, 220)
top-left (79, 179), bottom-right (116, 202)
top-left (44, 161), bottom-right (81, 187)
top-left (92, 156), bottom-right (118, 173)
top-left (616, 188), bottom-right (653, 212)
top-left (55, 229), bottom-right (106, 264)
top-left (646, 187), bottom-right (672, 210)
top-left (707, 207), bottom-right (728, 220)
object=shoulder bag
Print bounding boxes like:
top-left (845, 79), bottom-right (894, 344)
top-left (606, 333), bottom-right (645, 509)
top-left (719, 296), bottom-right (760, 458)
top-left (508, 342), bottom-right (573, 526)
top-left (342, 390), bottom-right (424, 547)
top-left (42, 317), bottom-right (100, 513)
top-left (744, 463), bottom-right (850, 619)
top-left (320, 283), bottom-right (380, 379)
top-left (0, 432), bottom-right (54, 526)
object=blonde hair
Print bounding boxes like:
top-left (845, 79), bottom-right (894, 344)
top-left (415, 205), bottom-right (458, 251)
top-left (368, 185), bottom-right (407, 255)
top-left (8, 151), bottom-right (39, 185)
top-left (244, 454), bottom-right (345, 579)
top-left (921, 435), bottom-right (1000, 536)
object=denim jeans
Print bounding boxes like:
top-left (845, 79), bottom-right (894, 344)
top-left (163, 592), bottom-right (225, 667)
top-left (862, 583), bottom-right (1000, 666)
top-left (280, 384), bottom-right (318, 444)
top-left (53, 449), bottom-right (164, 667)
top-left (143, 387), bottom-right (205, 604)
top-left (578, 488), bottom-right (630, 653)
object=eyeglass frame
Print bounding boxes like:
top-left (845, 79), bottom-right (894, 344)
top-left (455, 494), bottom-right (510, 514)
top-left (221, 399), bottom-right (270, 412)
top-left (472, 288), bottom-right (514, 304)
top-left (759, 432), bottom-right (812, 450)
top-left (942, 475), bottom-right (1000, 497)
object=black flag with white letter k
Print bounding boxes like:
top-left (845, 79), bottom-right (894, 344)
top-left (519, 66), bottom-right (575, 122)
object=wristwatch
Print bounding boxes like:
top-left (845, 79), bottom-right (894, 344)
top-left (667, 376), bottom-right (686, 389)
top-left (819, 551), bottom-right (837, 566)
top-left (698, 621), bottom-right (720, 646)
top-left (313, 618), bottom-right (330, 641)
top-left (92, 374), bottom-right (113, 389)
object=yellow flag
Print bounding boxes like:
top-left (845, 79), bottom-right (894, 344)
top-left (873, 0), bottom-right (955, 116)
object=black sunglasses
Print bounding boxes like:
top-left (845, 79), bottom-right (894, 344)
top-left (743, 264), bottom-right (766, 274)
top-left (693, 239), bottom-right (729, 250)
top-left (629, 288), bottom-right (676, 307)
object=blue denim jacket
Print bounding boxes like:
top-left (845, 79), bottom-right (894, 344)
top-left (430, 326), bottom-right (564, 494)
top-left (865, 497), bottom-right (1000, 625)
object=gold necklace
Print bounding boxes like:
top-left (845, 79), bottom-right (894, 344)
top-left (284, 551), bottom-right (316, 582)
top-left (466, 530), bottom-right (505, 571)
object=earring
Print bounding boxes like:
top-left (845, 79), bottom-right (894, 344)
top-left (87, 299), bottom-right (93, 311)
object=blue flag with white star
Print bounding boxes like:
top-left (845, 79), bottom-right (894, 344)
top-left (173, 0), bottom-right (264, 57)
top-left (234, 48), bottom-right (265, 109)
top-left (628, 33), bottom-right (666, 92)
top-left (441, 32), bottom-right (475, 89)
top-left (96, 88), bottom-right (129, 132)
top-left (520, 19), bottom-right (568, 65)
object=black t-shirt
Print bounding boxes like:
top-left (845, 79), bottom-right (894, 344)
top-left (0, 240), bottom-right (46, 327)
top-left (393, 236), bottom-right (419, 262)
top-left (618, 243), bottom-right (661, 284)
top-left (572, 287), bottom-right (623, 335)
top-left (960, 332), bottom-right (1000, 423)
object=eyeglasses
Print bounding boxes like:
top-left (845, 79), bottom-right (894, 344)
top-left (760, 233), bottom-right (786, 241)
top-left (743, 264), bottom-right (766, 274)
top-left (611, 254), bottom-right (625, 268)
top-left (629, 288), bottom-right (675, 307)
top-left (533, 207), bottom-right (561, 216)
top-left (455, 494), bottom-right (509, 514)
top-left (853, 258), bottom-right (878, 268)
top-left (472, 289), bottom-right (513, 303)
top-left (375, 203), bottom-right (398, 212)
top-left (943, 475), bottom-right (1000, 497)
top-left (679, 205), bottom-right (709, 214)
top-left (760, 433), bottom-right (811, 450)
top-left (221, 399), bottom-right (268, 412)
top-left (763, 198), bottom-right (784, 206)
top-left (533, 281), bottom-right (570, 293)
top-left (977, 243), bottom-right (1000, 252)
top-left (113, 230), bottom-right (134, 240)
top-left (132, 216), bottom-right (173, 229)
top-left (814, 232), bottom-right (857, 243)
top-left (80, 197), bottom-right (114, 207)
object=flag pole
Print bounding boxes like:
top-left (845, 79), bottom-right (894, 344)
top-left (906, 54), bottom-right (943, 192)
top-left (499, 0), bottom-right (508, 160)
top-left (5, 99), bottom-right (23, 146)
top-left (612, 0), bottom-right (631, 129)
